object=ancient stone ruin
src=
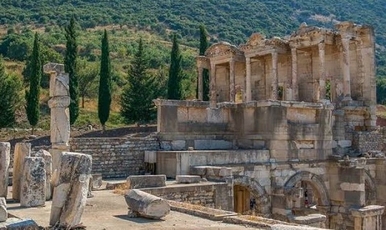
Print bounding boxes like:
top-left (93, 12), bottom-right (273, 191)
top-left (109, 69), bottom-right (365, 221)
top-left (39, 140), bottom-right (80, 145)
top-left (43, 62), bottom-right (71, 171)
top-left (154, 21), bottom-right (385, 229)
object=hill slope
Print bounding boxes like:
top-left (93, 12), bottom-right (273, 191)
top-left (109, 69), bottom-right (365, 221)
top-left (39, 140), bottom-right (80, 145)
top-left (1, 0), bottom-right (386, 74)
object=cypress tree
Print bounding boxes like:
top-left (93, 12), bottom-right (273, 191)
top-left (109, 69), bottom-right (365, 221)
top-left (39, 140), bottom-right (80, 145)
top-left (65, 17), bottom-right (79, 125)
top-left (120, 38), bottom-right (157, 124)
top-left (98, 30), bottom-right (112, 132)
top-left (199, 25), bottom-right (210, 101)
top-left (167, 34), bottom-right (183, 100)
top-left (25, 33), bottom-right (42, 134)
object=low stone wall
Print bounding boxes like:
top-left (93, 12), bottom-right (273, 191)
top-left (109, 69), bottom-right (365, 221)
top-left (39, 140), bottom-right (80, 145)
top-left (70, 137), bottom-right (159, 178)
top-left (141, 182), bottom-right (232, 211)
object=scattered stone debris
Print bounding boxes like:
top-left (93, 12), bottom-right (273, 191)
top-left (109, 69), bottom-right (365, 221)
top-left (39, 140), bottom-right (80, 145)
top-left (124, 189), bottom-right (170, 219)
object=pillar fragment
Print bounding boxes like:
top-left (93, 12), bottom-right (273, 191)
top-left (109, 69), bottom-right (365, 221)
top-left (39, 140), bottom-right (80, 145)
top-left (209, 63), bottom-right (217, 108)
top-left (246, 57), bottom-right (252, 102)
top-left (291, 48), bottom-right (298, 100)
top-left (229, 59), bottom-right (235, 102)
top-left (319, 42), bottom-right (326, 100)
top-left (271, 52), bottom-right (278, 100)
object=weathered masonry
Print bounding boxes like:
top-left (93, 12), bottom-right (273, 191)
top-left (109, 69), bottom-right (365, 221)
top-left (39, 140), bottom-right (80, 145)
top-left (155, 22), bottom-right (385, 230)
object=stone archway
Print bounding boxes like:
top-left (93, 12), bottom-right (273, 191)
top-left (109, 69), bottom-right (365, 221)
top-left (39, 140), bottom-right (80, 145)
top-left (233, 176), bottom-right (270, 216)
top-left (284, 171), bottom-right (330, 208)
top-left (364, 170), bottom-right (377, 205)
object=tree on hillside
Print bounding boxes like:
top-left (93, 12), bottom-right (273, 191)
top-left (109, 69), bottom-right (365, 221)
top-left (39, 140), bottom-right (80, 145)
top-left (120, 38), bottom-right (160, 124)
top-left (167, 34), bottom-right (183, 100)
top-left (65, 16), bottom-right (79, 125)
top-left (0, 56), bottom-right (22, 128)
top-left (98, 30), bottom-right (112, 132)
top-left (25, 33), bottom-right (42, 134)
top-left (77, 59), bottom-right (99, 108)
top-left (199, 25), bottom-right (210, 101)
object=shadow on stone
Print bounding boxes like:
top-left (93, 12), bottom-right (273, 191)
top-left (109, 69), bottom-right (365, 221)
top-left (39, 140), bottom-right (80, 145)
top-left (113, 215), bottom-right (165, 223)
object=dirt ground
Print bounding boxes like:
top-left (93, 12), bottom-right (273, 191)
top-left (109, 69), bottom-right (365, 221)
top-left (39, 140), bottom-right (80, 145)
top-left (7, 189), bottom-right (260, 230)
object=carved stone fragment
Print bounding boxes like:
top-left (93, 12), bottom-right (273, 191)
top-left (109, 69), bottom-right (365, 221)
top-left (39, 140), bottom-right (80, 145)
top-left (20, 157), bottom-right (46, 207)
top-left (0, 143), bottom-right (10, 197)
top-left (49, 152), bottom-right (92, 228)
top-left (12, 143), bottom-right (31, 200)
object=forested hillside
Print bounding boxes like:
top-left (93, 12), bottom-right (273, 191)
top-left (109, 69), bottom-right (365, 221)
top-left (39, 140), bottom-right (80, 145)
top-left (1, 0), bottom-right (386, 130)
top-left (1, 0), bottom-right (386, 73)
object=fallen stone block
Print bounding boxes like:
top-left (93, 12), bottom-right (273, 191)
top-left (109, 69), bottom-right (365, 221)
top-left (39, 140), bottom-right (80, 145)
top-left (0, 197), bottom-right (6, 222)
top-left (0, 218), bottom-right (39, 230)
top-left (125, 189), bottom-right (170, 219)
top-left (50, 152), bottom-right (92, 228)
top-left (20, 157), bottom-right (46, 207)
top-left (91, 173), bottom-right (103, 190)
top-left (127, 175), bottom-right (166, 189)
top-left (0, 143), bottom-right (10, 197)
top-left (176, 175), bottom-right (202, 184)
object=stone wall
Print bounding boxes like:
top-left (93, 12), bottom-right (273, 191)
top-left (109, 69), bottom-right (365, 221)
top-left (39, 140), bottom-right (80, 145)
top-left (141, 182), bottom-right (232, 211)
top-left (70, 137), bottom-right (159, 178)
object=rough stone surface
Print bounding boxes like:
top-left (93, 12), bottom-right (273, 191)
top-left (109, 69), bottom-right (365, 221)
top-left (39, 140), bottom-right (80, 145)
top-left (49, 152), bottom-right (92, 228)
top-left (35, 149), bottom-right (52, 200)
top-left (125, 189), bottom-right (170, 219)
top-left (0, 218), bottom-right (39, 230)
top-left (70, 137), bottom-right (158, 178)
top-left (12, 142), bottom-right (31, 200)
top-left (176, 175), bottom-right (202, 184)
top-left (127, 175), bottom-right (166, 189)
top-left (0, 143), bottom-right (10, 197)
top-left (20, 157), bottom-right (46, 207)
top-left (0, 197), bottom-right (7, 222)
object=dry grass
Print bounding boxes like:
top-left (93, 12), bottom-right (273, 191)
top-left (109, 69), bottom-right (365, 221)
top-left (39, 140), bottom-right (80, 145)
top-left (113, 183), bottom-right (129, 195)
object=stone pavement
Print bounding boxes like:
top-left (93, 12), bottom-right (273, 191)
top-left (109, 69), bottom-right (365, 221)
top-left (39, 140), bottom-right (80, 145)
top-left (7, 190), bottom-right (260, 230)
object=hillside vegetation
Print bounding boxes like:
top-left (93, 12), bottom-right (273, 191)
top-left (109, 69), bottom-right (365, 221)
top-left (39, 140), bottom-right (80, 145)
top-left (1, 0), bottom-right (386, 130)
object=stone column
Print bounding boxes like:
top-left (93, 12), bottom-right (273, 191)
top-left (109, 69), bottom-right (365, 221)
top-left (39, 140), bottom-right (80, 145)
top-left (246, 57), bottom-right (252, 102)
top-left (319, 42), bottom-right (326, 100)
top-left (341, 38), bottom-right (352, 100)
top-left (209, 62), bottom-right (217, 108)
top-left (20, 157), bottom-right (46, 207)
top-left (271, 52), bottom-right (278, 100)
top-left (12, 142), bottom-right (31, 200)
top-left (43, 63), bottom-right (70, 171)
top-left (291, 48), bottom-right (298, 101)
top-left (229, 59), bottom-right (235, 102)
top-left (50, 152), bottom-right (92, 228)
top-left (197, 67), bottom-right (203, 100)
top-left (0, 143), bottom-right (10, 197)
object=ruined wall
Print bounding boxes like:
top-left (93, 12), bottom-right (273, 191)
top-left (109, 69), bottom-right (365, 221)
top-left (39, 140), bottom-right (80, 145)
top-left (141, 182), bottom-right (232, 210)
top-left (70, 137), bottom-right (159, 178)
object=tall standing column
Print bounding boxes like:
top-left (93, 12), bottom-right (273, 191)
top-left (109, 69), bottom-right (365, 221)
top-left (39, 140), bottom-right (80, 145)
top-left (43, 63), bottom-right (71, 171)
top-left (229, 59), bottom-right (235, 102)
top-left (356, 40), bottom-right (365, 100)
top-left (209, 62), bottom-right (217, 108)
top-left (291, 48), bottom-right (298, 101)
top-left (271, 52), bottom-right (278, 100)
top-left (197, 67), bottom-right (203, 100)
top-left (341, 38), bottom-right (352, 99)
top-left (318, 42), bottom-right (326, 100)
top-left (246, 57), bottom-right (252, 102)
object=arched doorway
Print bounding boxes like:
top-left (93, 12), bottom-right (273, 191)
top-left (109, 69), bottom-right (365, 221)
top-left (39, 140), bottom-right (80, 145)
top-left (233, 176), bottom-right (270, 216)
top-left (284, 171), bottom-right (330, 216)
